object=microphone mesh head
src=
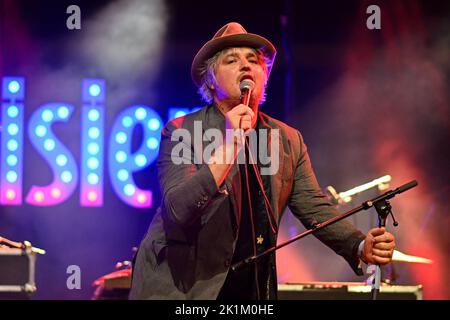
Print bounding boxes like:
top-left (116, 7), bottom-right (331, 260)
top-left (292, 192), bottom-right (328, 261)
top-left (239, 79), bottom-right (255, 92)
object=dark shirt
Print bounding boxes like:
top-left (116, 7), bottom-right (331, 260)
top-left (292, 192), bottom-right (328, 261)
top-left (217, 129), bottom-right (275, 300)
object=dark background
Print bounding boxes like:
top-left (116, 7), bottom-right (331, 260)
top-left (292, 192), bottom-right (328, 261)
top-left (1, 0), bottom-right (449, 299)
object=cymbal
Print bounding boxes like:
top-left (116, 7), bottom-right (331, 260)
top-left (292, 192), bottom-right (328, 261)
top-left (392, 250), bottom-right (433, 264)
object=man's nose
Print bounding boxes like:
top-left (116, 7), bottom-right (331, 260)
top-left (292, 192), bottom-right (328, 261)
top-left (239, 61), bottom-right (251, 71)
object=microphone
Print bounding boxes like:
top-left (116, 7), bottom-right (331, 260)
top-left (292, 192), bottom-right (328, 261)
top-left (239, 79), bottom-right (255, 106)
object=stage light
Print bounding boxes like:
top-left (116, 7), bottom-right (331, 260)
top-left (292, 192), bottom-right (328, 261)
top-left (148, 118), bottom-right (161, 131)
top-left (7, 123), bottom-right (19, 135)
top-left (35, 125), bottom-right (47, 137)
top-left (56, 154), bottom-right (68, 166)
top-left (6, 155), bottom-right (18, 166)
top-left (168, 107), bottom-right (201, 121)
top-left (87, 142), bottom-right (99, 155)
top-left (61, 171), bottom-right (73, 183)
top-left (88, 127), bottom-right (100, 139)
top-left (6, 171), bottom-right (18, 183)
top-left (81, 79), bottom-right (105, 207)
top-left (147, 137), bottom-right (159, 150)
top-left (0, 76), bottom-right (197, 208)
top-left (34, 191), bottom-right (44, 202)
top-left (6, 190), bottom-right (16, 200)
top-left (174, 111), bottom-right (186, 118)
top-left (115, 132), bottom-right (127, 144)
top-left (117, 169), bottom-right (129, 181)
top-left (7, 105), bottom-right (19, 118)
top-left (122, 116), bottom-right (133, 128)
top-left (51, 188), bottom-right (61, 198)
top-left (26, 102), bottom-right (78, 206)
top-left (115, 151), bottom-right (127, 163)
top-left (89, 84), bottom-right (101, 97)
top-left (124, 184), bottom-right (135, 196)
top-left (87, 173), bottom-right (99, 185)
top-left (137, 193), bottom-right (147, 204)
top-left (135, 154), bottom-right (147, 167)
top-left (41, 110), bottom-right (54, 122)
top-left (87, 191), bottom-right (97, 202)
top-left (88, 109), bottom-right (100, 122)
top-left (57, 106), bottom-right (70, 119)
top-left (7, 139), bottom-right (18, 152)
top-left (135, 107), bottom-right (147, 120)
top-left (44, 139), bottom-right (56, 151)
top-left (87, 157), bottom-right (99, 170)
top-left (7, 80), bottom-right (20, 94)
top-left (1, 77), bottom-right (24, 205)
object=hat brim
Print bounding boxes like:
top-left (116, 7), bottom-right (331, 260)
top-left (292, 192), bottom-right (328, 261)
top-left (191, 33), bottom-right (276, 88)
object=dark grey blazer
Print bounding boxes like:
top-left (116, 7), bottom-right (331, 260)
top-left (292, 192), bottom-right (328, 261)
top-left (129, 104), bottom-right (365, 299)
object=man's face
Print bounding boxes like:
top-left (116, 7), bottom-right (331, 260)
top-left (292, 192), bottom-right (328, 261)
top-left (213, 47), bottom-right (267, 107)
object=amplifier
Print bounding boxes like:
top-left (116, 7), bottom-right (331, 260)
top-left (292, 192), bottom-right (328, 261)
top-left (0, 246), bottom-right (38, 299)
top-left (278, 282), bottom-right (423, 300)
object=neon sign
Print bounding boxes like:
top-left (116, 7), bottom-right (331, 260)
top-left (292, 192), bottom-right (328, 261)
top-left (1, 76), bottom-right (199, 208)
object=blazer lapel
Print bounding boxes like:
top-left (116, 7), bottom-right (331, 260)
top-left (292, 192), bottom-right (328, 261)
top-left (203, 105), bottom-right (242, 228)
top-left (258, 112), bottom-right (286, 227)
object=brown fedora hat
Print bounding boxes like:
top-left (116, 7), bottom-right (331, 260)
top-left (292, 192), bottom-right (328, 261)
top-left (191, 22), bottom-right (277, 87)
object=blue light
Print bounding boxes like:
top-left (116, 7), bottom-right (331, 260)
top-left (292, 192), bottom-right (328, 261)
top-left (42, 110), bottom-right (54, 122)
top-left (135, 107), bottom-right (147, 120)
top-left (115, 132), bottom-right (127, 144)
top-left (8, 81), bottom-right (20, 94)
top-left (87, 142), bottom-right (99, 155)
top-left (6, 155), bottom-right (18, 166)
top-left (44, 139), bottom-right (56, 151)
top-left (87, 157), bottom-right (99, 170)
top-left (115, 151), bottom-right (127, 163)
top-left (7, 123), bottom-right (19, 136)
top-left (174, 111), bottom-right (187, 118)
top-left (124, 184), bottom-right (136, 196)
top-left (88, 127), bottom-right (100, 139)
top-left (89, 84), bottom-right (101, 97)
top-left (61, 171), bottom-right (73, 183)
top-left (88, 109), bottom-right (100, 122)
top-left (57, 106), bottom-right (69, 119)
top-left (56, 154), bottom-right (68, 166)
top-left (135, 154), bottom-right (147, 167)
top-left (148, 118), bottom-right (161, 131)
top-left (146, 137), bottom-right (159, 150)
top-left (7, 140), bottom-right (18, 152)
top-left (35, 125), bottom-right (47, 137)
top-left (7, 105), bottom-right (19, 118)
top-left (117, 169), bottom-right (129, 182)
top-left (87, 173), bottom-right (99, 185)
top-left (122, 116), bottom-right (133, 128)
top-left (6, 170), bottom-right (18, 183)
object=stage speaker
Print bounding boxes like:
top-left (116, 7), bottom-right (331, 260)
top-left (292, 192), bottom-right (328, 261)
top-left (0, 247), bottom-right (38, 299)
top-left (278, 282), bottom-right (422, 300)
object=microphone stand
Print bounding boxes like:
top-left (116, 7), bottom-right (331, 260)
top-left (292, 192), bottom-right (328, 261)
top-left (231, 180), bottom-right (418, 299)
top-left (369, 194), bottom-right (399, 299)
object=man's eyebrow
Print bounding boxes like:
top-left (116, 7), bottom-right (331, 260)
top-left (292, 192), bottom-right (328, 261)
top-left (222, 51), bottom-right (258, 60)
top-left (223, 52), bottom-right (239, 59)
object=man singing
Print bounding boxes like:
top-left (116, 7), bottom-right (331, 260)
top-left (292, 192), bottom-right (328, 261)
top-left (129, 22), bottom-right (395, 299)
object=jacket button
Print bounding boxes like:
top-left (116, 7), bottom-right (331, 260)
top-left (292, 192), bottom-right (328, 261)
top-left (196, 201), bottom-right (202, 208)
top-left (224, 259), bottom-right (231, 268)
